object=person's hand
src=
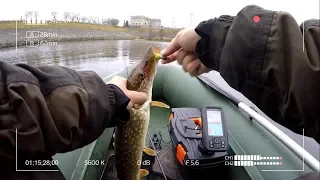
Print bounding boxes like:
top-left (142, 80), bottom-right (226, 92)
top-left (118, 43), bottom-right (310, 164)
top-left (107, 76), bottom-right (148, 109)
top-left (161, 28), bottom-right (210, 76)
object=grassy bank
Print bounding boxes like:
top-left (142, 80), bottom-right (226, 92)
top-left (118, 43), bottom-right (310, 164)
top-left (0, 21), bottom-right (127, 31)
top-left (0, 20), bottom-right (181, 30)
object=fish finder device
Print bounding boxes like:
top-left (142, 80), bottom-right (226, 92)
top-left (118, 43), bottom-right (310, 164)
top-left (168, 106), bottom-right (228, 180)
top-left (199, 106), bottom-right (228, 153)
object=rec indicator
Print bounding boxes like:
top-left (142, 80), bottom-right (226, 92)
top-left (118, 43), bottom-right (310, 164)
top-left (225, 155), bottom-right (283, 166)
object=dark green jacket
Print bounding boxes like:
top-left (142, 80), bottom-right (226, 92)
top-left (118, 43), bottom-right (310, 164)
top-left (0, 62), bottom-right (131, 179)
top-left (195, 5), bottom-right (320, 143)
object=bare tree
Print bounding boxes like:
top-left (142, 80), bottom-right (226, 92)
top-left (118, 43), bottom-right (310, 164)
top-left (75, 13), bottom-right (80, 22)
top-left (108, 18), bottom-right (119, 26)
top-left (70, 12), bottom-right (77, 22)
top-left (63, 12), bottom-right (70, 22)
top-left (34, 11), bottom-right (39, 23)
top-left (27, 11), bottom-right (33, 23)
top-left (102, 18), bottom-right (108, 25)
top-left (51, 12), bottom-right (57, 22)
top-left (92, 17), bottom-right (98, 24)
top-left (94, 16), bottom-right (100, 24)
top-left (81, 17), bottom-right (88, 23)
top-left (25, 11), bottom-right (29, 23)
top-left (88, 17), bottom-right (93, 23)
top-left (70, 13), bottom-right (75, 22)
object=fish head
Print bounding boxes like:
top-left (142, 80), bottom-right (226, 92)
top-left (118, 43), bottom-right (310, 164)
top-left (127, 45), bottom-right (161, 95)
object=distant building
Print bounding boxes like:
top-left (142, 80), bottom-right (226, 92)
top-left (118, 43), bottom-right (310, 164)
top-left (150, 19), bottom-right (161, 28)
top-left (129, 16), bottom-right (161, 28)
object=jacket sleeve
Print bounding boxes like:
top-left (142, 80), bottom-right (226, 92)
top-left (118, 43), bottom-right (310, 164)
top-left (195, 5), bottom-right (320, 143)
top-left (0, 61), bottom-right (130, 170)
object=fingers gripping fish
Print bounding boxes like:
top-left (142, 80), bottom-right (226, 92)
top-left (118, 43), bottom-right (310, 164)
top-left (114, 45), bottom-right (169, 180)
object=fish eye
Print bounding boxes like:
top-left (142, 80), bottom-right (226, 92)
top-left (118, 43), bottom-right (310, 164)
top-left (139, 73), bottom-right (144, 78)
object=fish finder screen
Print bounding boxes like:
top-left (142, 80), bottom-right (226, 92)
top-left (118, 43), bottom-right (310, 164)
top-left (207, 109), bottom-right (223, 136)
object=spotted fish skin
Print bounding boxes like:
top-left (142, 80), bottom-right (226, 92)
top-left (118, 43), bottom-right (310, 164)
top-left (114, 45), bottom-right (160, 180)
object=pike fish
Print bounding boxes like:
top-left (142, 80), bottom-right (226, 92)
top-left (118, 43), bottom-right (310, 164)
top-left (114, 45), bottom-right (169, 180)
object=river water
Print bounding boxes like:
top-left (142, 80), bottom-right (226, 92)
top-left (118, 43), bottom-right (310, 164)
top-left (0, 40), bottom-right (168, 78)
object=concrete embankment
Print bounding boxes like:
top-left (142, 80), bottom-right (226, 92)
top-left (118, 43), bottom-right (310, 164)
top-left (0, 22), bottom-right (180, 49)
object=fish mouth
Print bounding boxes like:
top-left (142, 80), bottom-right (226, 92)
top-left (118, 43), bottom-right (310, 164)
top-left (126, 45), bottom-right (160, 104)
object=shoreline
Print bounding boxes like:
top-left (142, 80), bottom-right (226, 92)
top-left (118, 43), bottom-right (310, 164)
top-left (0, 37), bottom-right (170, 49)
top-left (0, 32), bottom-right (173, 49)
top-left (0, 38), bottom-right (172, 49)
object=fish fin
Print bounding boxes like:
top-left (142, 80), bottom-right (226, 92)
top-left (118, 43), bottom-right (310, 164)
top-left (150, 101), bottom-right (170, 108)
top-left (139, 169), bottom-right (149, 179)
top-left (143, 147), bottom-right (157, 156)
top-left (133, 103), bottom-right (143, 109)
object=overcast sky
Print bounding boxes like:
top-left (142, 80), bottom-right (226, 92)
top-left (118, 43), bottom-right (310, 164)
top-left (1, 0), bottom-right (319, 28)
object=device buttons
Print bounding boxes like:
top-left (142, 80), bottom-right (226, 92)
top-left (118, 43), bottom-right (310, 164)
top-left (221, 141), bottom-right (225, 148)
top-left (214, 138), bottom-right (220, 144)
top-left (214, 144), bottom-right (221, 149)
top-left (209, 140), bottom-right (213, 145)
top-left (210, 144), bottom-right (214, 148)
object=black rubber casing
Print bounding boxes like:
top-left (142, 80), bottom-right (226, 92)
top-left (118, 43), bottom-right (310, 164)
top-left (168, 107), bottom-right (228, 180)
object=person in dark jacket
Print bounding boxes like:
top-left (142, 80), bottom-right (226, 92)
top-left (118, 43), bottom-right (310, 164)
top-left (161, 5), bottom-right (320, 144)
top-left (0, 4), bottom-right (319, 180)
top-left (0, 62), bottom-right (147, 178)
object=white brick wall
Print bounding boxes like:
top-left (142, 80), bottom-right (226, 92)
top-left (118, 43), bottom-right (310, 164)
top-left (130, 16), bottom-right (161, 28)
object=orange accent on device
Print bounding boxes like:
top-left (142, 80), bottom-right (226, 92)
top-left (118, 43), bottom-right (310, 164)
top-left (191, 117), bottom-right (202, 127)
top-left (169, 113), bottom-right (174, 123)
top-left (176, 144), bottom-right (186, 165)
